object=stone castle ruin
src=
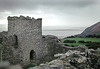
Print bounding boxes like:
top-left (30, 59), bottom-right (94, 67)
top-left (2, 16), bottom-right (45, 64)
top-left (1, 15), bottom-right (86, 65)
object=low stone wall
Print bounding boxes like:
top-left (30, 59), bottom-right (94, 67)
top-left (42, 35), bottom-right (87, 58)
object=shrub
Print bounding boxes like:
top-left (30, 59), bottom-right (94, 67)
top-left (23, 63), bottom-right (41, 69)
top-left (58, 39), bottom-right (61, 42)
top-left (64, 44), bottom-right (69, 46)
top-left (78, 40), bottom-right (86, 43)
top-left (85, 41), bottom-right (92, 43)
top-left (86, 42), bottom-right (100, 49)
top-left (96, 35), bottom-right (100, 38)
top-left (63, 40), bottom-right (76, 43)
top-left (86, 34), bottom-right (100, 38)
top-left (71, 45), bottom-right (75, 47)
top-left (23, 64), bottom-right (35, 69)
top-left (67, 36), bottom-right (75, 38)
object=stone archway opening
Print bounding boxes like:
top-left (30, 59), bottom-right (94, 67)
top-left (30, 50), bottom-right (36, 62)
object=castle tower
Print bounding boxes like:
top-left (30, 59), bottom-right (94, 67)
top-left (2, 16), bottom-right (44, 64)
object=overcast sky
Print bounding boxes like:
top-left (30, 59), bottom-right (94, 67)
top-left (0, 0), bottom-right (100, 31)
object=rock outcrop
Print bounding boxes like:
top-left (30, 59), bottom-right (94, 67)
top-left (0, 61), bottom-right (22, 69)
top-left (29, 48), bottom-right (100, 69)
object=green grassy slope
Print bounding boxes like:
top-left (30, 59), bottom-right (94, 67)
top-left (60, 37), bottom-right (100, 46)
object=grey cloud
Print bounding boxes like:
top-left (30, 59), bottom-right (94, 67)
top-left (0, 24), bottom-right (7, 32)
top-left (0, 0), bottom-right (98, 12)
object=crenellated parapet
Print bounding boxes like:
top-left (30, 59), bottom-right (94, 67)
top-left (8, 15), bottom-right (42, 20)
top-left (8, 15), bottom-right (42, 35)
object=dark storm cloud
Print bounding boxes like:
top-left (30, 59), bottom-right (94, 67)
top-left (0, 0), bottom-right (98, 11)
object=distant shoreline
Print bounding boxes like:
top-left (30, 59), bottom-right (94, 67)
top-left (43, 28), bottom-right (86, 31)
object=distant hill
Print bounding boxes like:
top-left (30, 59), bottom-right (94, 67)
top-left (79, 22), bottom-right (100, 37)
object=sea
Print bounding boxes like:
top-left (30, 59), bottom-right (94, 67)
top-left (42, 30), bottom-right (83, 38)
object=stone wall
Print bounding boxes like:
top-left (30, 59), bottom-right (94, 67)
top-left (0, 31), bottom-right (7, 43)
top-left (42, 35), bottom-right (87, 57)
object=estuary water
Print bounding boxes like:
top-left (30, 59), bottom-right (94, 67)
top-left (42, 30), bottom-right (83, 38)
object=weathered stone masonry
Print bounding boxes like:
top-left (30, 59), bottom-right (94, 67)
top-left (2, 16), bottom-right (44, 65)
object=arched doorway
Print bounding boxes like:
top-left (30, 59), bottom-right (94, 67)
top-left (30, 50), bottom-right (36, 62)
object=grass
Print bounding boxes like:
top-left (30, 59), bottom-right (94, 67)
top-left (23, 62), bottom-right (48, 69)
top-left (23, 64), bottom-right (36, 69)
top-left (60, 37), bottom-right (100, 46)
top-left (66, 43), bottom-right (86, 46)
top-left (23, 56), bottom-right (57, 69)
